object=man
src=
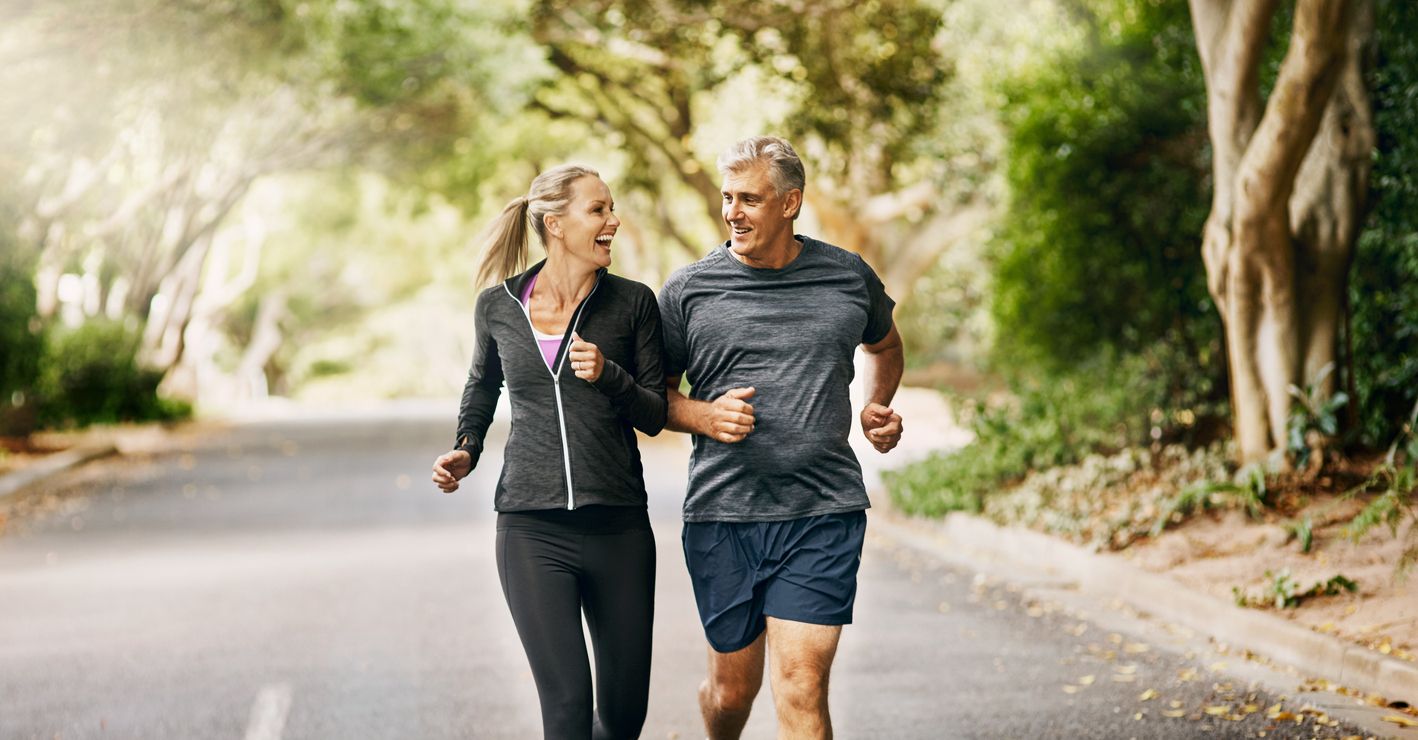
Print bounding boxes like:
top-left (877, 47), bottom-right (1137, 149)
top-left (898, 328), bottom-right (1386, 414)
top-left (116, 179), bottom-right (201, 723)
top-left (658, 136), bottom-right (905, 739)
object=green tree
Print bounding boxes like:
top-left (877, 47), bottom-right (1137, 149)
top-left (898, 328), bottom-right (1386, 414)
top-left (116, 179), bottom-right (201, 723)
top-left (528, 0), bottom-right (973, 303)
top-left (991, 2), bottom-right (1219, 398)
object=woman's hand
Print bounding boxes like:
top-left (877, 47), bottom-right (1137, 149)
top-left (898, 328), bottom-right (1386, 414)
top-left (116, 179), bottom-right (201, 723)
top-left (431, 450), bottom-right (472, 493)
top-left (568, 331), bottom-right (604, 382)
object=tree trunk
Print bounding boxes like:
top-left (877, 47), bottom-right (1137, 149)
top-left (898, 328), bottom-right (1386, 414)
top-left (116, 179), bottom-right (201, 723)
top-left (1189, 0), bottom-right (1373, 465)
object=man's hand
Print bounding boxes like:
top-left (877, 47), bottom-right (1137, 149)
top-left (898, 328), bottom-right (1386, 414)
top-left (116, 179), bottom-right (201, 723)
top-left (708, 387), bottom-right (756, 443)
top-left (860, 402), bottom-right (903, 453)
top-left (568, 331), bottom-right (604, 382)
top-left (431, 450), bottom-right (472, 493)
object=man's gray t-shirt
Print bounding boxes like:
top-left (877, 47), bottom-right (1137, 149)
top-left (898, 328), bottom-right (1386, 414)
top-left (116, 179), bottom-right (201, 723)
top-left (659, 236), bottom-right (896, 522)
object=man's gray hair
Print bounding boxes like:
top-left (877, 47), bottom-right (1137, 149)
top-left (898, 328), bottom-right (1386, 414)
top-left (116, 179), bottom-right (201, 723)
top-left (717, 136), bottom-right (806, 197)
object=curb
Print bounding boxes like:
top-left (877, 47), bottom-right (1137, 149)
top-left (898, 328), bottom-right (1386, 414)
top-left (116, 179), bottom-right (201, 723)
top-left (870, 507), bottom-right (1418, 706)
top-left (0, 444), bottom-right (119, 502)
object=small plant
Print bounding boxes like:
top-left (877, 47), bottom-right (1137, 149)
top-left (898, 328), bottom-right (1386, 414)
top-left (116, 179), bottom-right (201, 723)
top-left (1286, 516), bottom-right (1315, 554)
top-left (1286, 363), bottom-right (1349, 473)
top-left (1342, 400), bottom-right (1418, 580)
top-left (1233, 569), bottom-right (1358, 609)
top-left (1151, 463), bottom-right (1267, 537)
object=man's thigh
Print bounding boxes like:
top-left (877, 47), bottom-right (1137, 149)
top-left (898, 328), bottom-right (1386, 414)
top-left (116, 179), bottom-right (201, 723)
top-left (761, 510), bottom-right (867, 627)
top-left (766, 617), bottom-right (843, 678)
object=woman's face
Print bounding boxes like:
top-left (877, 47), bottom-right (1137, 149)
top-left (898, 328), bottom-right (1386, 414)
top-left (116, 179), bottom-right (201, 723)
top-left (548, 176), bottom-right (619, 270)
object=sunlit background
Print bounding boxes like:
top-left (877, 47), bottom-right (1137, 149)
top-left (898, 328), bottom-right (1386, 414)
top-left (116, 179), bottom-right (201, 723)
top-left (1, 0), bottom-right (1414, 471)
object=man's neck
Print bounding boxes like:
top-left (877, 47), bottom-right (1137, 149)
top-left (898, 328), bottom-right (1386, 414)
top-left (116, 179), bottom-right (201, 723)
top-left (732, 234), bottom-right (802, 270)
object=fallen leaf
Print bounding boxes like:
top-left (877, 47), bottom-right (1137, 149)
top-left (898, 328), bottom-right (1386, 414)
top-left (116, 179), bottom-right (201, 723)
top-left (1204, 705), bottom-right (1230, 716)
top-left (1162, 710), bottom-right (1186, 718)
top-left (1124, 642), bottom-right (1149, 654)
top-left (1138, 689), bottom-right (1158, 702)
top-left (1383, 714), bottom-right (1418, 728)
top-left (1078, 675), bottom-right (1095, 686)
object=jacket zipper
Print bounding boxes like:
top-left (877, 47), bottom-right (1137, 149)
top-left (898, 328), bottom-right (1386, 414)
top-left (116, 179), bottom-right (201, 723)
top-left (504, 273), bottom-right (602, 510)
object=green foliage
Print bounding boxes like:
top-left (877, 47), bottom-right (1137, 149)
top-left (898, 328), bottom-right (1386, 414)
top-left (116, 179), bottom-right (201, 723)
top-left (1286, 363), bottom-right (1349, 469)
top-left (35, 321), bottom-right (191, 428)
top-left (991, 1), bottom-right (1213, 372)
top-left (1288, 516), bottom-right (1315, 554)
top-left (0, 231), bottom-right (42, 407)
top-left (1350, 0), bottom-right (1418, 448)
top-left (887, 348), bottom-right (1195, 516)
top-left (1342, 401), bottom-right (1418, 579)
top-left (1233, 570), bottom-right (1357, 610)
top-left (1151, 463), bottom-right (1267, 537)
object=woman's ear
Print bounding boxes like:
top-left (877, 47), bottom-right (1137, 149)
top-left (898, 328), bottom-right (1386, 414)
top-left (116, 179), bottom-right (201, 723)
top-left (543, 212), bottom-right (562, 240)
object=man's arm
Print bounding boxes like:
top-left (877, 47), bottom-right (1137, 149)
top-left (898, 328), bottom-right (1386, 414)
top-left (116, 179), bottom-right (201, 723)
top-left (666, 375), bottom-right (757, 443)
top-left (859, 323), bottom-right (904, 453)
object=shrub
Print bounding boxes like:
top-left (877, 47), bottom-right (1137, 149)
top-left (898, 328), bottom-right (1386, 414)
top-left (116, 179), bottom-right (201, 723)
top-left (35, 321), bottom-right (191, 428)
top-left (886, 345), bottom-right (1221, 516)
top-left (1349, 0), bottom-right (1418, 448)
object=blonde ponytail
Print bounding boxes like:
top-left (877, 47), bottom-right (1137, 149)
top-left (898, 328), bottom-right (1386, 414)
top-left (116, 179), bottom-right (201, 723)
top-left (476, 196), bottom-right (531, 288)
top-left (475, 164), bottom-right (601, 287)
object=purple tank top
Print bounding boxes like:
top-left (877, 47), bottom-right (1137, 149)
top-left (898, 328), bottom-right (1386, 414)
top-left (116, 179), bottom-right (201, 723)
top-left (520, 274), bottom-right (562, 370)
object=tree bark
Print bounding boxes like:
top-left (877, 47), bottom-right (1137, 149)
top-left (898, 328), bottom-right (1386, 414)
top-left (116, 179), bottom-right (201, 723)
top-left (1189, 0), bottom-right (1373, 465)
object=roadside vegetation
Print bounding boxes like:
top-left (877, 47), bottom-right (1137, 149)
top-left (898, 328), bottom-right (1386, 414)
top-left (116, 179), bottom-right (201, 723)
top-left (886, 0), bottom-right (1418, 597)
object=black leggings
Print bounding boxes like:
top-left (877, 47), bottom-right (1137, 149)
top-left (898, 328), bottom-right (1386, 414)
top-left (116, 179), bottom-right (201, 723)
top-left (496, 506), bottom-right (656, 740)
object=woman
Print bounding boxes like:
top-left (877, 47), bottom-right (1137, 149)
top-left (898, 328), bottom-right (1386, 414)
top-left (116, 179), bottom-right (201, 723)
top-left (430, 165), bottom-right (666, 739)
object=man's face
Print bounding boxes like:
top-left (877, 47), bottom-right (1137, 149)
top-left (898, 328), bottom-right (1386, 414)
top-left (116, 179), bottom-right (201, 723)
top-left (721, 163), bottom-right (800, 259)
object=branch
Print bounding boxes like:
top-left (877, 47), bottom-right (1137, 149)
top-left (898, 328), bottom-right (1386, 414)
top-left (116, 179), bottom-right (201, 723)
top-left (1235, 0), bottom-right (1355, 219)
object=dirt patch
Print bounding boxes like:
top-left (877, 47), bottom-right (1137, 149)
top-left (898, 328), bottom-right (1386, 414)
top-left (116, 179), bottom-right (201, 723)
top-left (1119, 499), bottom-right (1418, 664)
top-left (984, 445), bottom-right (1418, 675)
top-left (0, 435), bottom-right (73, 475)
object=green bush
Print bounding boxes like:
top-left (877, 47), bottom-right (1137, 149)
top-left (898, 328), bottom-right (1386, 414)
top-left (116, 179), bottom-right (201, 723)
top-left (1350, 0), bottom-right (1418, 448)
top-left (0, 233), bottom-right (42, 403)
top-left (991, 0), bottom-right (1213, 374)
top-left (886, 345), bottom-right (1223, 516)
top-left (35, 321), bottom-right (191, 428)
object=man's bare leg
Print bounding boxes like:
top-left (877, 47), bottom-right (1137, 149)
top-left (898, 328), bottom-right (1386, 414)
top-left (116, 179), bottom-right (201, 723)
top-left (765, 617), bottom-right (842, 740)
top-left (700, 632), bottom-right (766, 739)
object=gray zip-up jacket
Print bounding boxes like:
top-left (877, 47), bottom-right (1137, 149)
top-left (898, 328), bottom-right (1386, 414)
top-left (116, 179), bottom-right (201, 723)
top-left (454, 262), bottom-right (667, 511)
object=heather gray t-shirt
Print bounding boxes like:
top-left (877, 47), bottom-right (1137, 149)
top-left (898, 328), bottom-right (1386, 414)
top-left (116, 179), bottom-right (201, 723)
top-left (659, 236), bottom-right (896, 522)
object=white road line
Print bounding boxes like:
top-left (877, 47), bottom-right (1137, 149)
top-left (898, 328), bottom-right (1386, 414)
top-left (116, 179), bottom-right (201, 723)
top-left (243, 683), bottom-right (293, 740)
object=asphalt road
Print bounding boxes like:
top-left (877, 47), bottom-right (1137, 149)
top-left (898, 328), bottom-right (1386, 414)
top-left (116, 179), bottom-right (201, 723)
top-left (0, 403), bottom-right (1380, 739)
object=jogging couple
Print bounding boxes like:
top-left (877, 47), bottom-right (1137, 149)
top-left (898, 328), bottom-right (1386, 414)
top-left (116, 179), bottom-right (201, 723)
top-left (430, 136), bottom-right (905, 740)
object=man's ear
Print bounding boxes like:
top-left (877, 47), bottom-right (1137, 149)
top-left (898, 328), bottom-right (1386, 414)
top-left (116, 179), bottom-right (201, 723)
top-left (783, 188), bottom-right (803, 219)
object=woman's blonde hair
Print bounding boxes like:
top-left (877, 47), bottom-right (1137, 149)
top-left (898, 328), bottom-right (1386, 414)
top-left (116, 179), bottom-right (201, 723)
top-left (476, 164), bottom-right (601, 286)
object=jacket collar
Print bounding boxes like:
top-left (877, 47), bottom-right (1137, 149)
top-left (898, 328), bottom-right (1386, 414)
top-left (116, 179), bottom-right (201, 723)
top-left (504, 260), bottom-right (607, 301)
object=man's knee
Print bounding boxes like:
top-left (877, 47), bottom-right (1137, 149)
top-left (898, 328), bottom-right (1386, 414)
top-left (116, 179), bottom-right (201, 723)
top-left (772, 659), bottom-right (831, 714)
top-left (702, 673), bottom-right (760, 715)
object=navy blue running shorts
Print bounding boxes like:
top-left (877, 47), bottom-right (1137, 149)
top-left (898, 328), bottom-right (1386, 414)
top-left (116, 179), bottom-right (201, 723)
top-left (681, 510), bottom-right (867, 653)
